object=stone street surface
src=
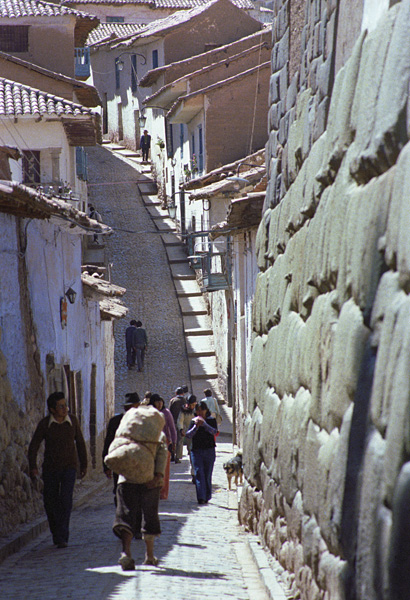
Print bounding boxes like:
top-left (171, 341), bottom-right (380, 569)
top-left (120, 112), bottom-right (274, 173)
top-left (0, 427), bottom-right (270, 600)
top-left (0, 147), bottom-right (277, 599)
top-left (86, 145), bottom-right (190, 406)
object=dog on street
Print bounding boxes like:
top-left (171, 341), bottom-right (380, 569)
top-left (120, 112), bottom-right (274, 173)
top-left (223, 451), bottom-right (243, 490)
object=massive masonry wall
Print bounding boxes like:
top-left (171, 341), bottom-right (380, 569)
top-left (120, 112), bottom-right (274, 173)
top-left (239, 1), bottom-right (410, 599)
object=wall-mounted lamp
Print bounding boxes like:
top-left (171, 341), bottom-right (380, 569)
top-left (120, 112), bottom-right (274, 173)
top-left (115, 52), bottom-right (147, 72)
top-left (65, 287), bottom-right (77, 304)
top-left (226, 161), bottom-right (260, 190)
top-left (167, 200), bottom-right (177, 219)
top-left (138, 112), bottom-right (147, 129)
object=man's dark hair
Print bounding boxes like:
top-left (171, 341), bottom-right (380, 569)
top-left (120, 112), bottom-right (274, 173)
top-left (136, 320), bottom-right (142, 327)
top-left (203, 388), bottom-right (212, 397)
top-left (130, 320), bottom-right (137, 326)
top-left (176, 387), bottom-right (184, 395)
top-left (47, 391), bottom-right (65, 412)
top-left (187, 394), bottom-right (197, 405)
top-left (124, 392), bottom-right (140, 405)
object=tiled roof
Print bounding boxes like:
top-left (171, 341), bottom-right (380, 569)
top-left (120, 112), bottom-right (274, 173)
top-left (87, 22), bottom-right (146, 45)
top-left (63, 0), bottom-right (254, 9)
top-left (0, 180), bottom-right (112, 235)
top-left (0, 78), bottom-right (96, 117)
top-left (111, 0), bottom-right (256, 46)
top-left (0, 0), bottom-right (95, 18)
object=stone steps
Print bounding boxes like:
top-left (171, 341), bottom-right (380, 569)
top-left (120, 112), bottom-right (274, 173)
top-left (104, 142), bottom-right (223, 403)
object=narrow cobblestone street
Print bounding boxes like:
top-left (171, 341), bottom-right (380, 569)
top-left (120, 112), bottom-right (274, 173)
top-left (0, 147), bottom-right (276, 599)
top-left (0, 433), bottom-right (272, 600)
top-left (86, 145), bottom-right (190, 405)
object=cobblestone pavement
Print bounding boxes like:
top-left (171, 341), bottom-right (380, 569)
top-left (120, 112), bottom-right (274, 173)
top-left (86, 145), bottom-right (190, 407)
top-left (0, 148), bottom-right (279, 599)
top-left (0, 428), bottom-right (270, 600)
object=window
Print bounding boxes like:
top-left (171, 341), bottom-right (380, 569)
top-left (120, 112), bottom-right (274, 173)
top-left (0, 26), bottom-right (29, 52)
top-left (22, 150), bottom-right (40, 184)
top-left (115, 58), bottom-right (120, 89)
top-left (180, 124), bottom-right (184, 159)
top-left (152, 49), bottom-right (158, 69)
top-left (106, 16), bottom-right (124, 22)
top-left (76, 147), bottom-right (88, 181)
top-left (198, 125), bottom-right (203, 173)
top-left (131, 54), bottom-right (137, 93)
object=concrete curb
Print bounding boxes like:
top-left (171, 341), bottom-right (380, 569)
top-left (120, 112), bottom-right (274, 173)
top-left (0, 478), bottom-right (109, 565)
top-left (247, 538), bottom-right (288, 600)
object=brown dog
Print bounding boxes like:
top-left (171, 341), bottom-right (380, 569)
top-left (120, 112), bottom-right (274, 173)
top-left (223, 452), bottom-right (243, 490)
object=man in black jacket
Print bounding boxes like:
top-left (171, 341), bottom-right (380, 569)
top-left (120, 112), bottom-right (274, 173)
top-left (102, 393), bottom-right (141, 503)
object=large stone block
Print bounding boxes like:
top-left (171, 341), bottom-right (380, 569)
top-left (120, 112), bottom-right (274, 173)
top-left (303, 420), bottom-right (331, 518)
top-left (317, 31), bottom-right (365, 186)
top-left (337, 167), bottom-right (393, 315)
top-left (243, 408), bottom-right (263, 488)
top-left (370, 271), bottom-right (406, 434)
top-left (276, 389), bottom-right (311, 504)
top-left (321, 300), bottom-right (368, 432)
top-left (355, 429), bottom-right (386, 600)
top-left (287, 88), bottom-right (314, 182)
top-left (385, 143), bottom-right (410, 288)
top-left (378, 297), bottom-right (410, 505)
top-left (350, 3), bottom-right (408, 184)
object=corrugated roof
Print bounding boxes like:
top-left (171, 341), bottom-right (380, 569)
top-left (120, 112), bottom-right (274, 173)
top-left (0, 77), bottom-right (96, 117)
top-left (0, 0), bottom-right (95, 19)
top-left (87, 22), bottom-right (146, 45)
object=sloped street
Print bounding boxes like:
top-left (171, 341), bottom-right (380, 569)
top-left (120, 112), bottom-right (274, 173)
top-left (0, 146), bottom-right (280, 600)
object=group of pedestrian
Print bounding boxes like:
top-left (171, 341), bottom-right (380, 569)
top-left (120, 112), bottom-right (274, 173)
top-left (27, 384), bottom-right (222, 571)
top-left (125, 319), bottom-right (148, 371)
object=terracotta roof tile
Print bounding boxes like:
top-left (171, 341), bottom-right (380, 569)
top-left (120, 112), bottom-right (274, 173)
top-left (0, 77), bottom-right (96, 117)
top-left (64, 0), bottom-right (253, 8)
top-left (87, 22), bottom-right (146, 46)
top-left (0, 0), bottom-right (96, 19)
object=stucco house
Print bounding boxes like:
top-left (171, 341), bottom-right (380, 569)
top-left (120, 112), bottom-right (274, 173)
top-left (183, 151), bottom-right (265, 415)
top-left (142, 28), bottom-right (270, 204)
top-left (0, 76), bottom-right (101, 211)
top-left (0, 178), bottom-right (128, 536)
top-left (0, 50), bottom-right (101, 107)
top-left (0, 0), bottom-right (99, 80)
top-left (89, 0), bottom-right (264, 152)
top-left (64, 0), bottom-right (257, 25)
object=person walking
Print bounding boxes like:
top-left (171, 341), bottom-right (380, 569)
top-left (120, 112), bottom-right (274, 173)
top-left (102, 392), bottom-right (141, 504)
top-left (168, 387), bottom-right (186, 463)
top-left (134, 321), bottom-right (148, 372)
top-left (125, 319), bottom-right (138, 369)
top-left (112, 409), bottom-right (168, 570)
top-left (185, 401), bottom-right (218, 505)
top-left (201, 388), bottom-right (222, 426)
top-left (148, 394), bottom-right (176, 500)
top-left (140, 130), bottom-right (151, 162)
top-left (28, 391), bottom-right (87, 548)
top-left (177, 394), bottom-right (197, 482)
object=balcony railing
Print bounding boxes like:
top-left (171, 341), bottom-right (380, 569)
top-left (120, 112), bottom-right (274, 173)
top-left (75, 48), bottom-right (90, 79)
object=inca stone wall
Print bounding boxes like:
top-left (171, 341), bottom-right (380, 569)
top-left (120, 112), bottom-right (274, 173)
top-left (239, 1), bottom-right (410, 599)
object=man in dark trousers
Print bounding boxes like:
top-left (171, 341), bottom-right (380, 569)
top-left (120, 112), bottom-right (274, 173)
top-left (28, 391), bottom-right (87, 548)
top-left (125, 320), bottom-right (138, 369)
top-left (102, 393), bottom-right (141, 504)
top-left (134, 321), bottom-right (148, 372)
top-left (140, 130), bottom-right (151, 162)
top-left (168, 387), bottom-right (186, 463)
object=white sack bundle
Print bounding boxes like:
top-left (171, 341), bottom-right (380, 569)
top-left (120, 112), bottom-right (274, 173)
top-left (104, 405), bottom-right (165, 483)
